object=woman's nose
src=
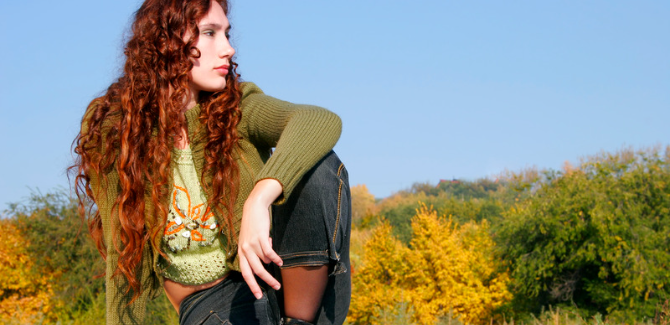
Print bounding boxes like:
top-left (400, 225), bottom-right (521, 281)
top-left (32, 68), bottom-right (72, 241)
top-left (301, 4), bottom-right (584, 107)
top-left (220, 39), bottom-right (235, 58)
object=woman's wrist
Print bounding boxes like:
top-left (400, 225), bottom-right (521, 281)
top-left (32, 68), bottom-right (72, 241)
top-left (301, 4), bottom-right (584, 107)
top-left (245, 178), bottom-right (283, 207)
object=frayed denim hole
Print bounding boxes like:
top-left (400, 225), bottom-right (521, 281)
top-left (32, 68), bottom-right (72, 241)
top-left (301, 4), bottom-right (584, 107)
top-left (329, 260), bottom-right (347, 276)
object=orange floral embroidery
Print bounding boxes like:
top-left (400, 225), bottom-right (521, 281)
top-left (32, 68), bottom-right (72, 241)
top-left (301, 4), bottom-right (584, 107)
top-left (164, 185), bottom-right (218, 242)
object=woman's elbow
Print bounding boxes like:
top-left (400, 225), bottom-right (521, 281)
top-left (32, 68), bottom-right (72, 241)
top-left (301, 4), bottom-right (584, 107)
top-left (321, 109), bottom-right (342, 143)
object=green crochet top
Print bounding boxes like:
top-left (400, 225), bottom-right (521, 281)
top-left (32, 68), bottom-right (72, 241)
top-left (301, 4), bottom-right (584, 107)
top-left (156, 146), bottom-right (228, 284)
top-left (84, 82), bottom-right (342, 324)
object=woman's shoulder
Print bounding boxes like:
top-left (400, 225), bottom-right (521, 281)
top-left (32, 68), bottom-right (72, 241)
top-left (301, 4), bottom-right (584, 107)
top-left (80, 96), bottom-right (123, 142)
top-left (238, 81), bottom-right (275, 116)
top-left (238, 81), bottom-right (293, 113)
top-left (85, 96), bottom-right (121, 121)
top-left (239, 81), bottom-right (264, 101)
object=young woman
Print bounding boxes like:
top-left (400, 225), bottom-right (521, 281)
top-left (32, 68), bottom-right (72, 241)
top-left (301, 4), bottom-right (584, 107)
top-left (71, 0), bottom-right (351, 324)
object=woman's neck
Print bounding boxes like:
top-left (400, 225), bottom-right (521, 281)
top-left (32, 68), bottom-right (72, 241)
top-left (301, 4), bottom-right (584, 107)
top-left (183, 99), bottom-right (197, 113)
top-left (175, 127), bottom-right (190, 149)
top-left (175, 89), bottom-right (198, 149)
top-left (182, 89), bottom-right (199, 113)
top-left (177, 91), bottom-right (196, 149)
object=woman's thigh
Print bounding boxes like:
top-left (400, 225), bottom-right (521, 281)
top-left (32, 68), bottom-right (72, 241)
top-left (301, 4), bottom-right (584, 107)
top-left (179, 272), bottom-right (280, 325)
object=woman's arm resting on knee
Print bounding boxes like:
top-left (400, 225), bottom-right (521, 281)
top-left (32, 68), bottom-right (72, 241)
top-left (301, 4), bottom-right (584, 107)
top-left (239, 178), bottom-right (284, 299)
top-left (240, 82), bottom-right (342, 203)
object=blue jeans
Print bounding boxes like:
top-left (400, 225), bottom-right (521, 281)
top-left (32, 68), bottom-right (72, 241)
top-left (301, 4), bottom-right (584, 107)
top-left (179, 151), bottom-right (351, 325)
top-left (179, 272), bottom-right (280, 324)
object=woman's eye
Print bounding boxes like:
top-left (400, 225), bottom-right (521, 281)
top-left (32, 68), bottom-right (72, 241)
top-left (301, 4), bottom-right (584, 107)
top-left (225, 33), bottom-right (231, 40)
top-left (203, 30), bottom-right (214, 36)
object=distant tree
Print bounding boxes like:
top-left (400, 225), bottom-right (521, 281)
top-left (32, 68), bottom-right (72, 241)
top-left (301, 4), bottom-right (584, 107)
top-left (348, 221), bottom-right (412, 325)
top-left (0, 190), bottom-right (104, 323)
top-left (350, 184), bottom-right (376, 226)
top-left (375, 181), bottom-right (506, 244)
top-left (4, 190), bottom-right (105, 322)
top-left (436, 178), bottom-right (502, 200)
top-left (405, 205), bottom-right (511, 324)
top-left (349, 205), bottom-right (511, 324)
top-left (409, 182), bottom-right (439, 196)
top-left (498, 147), bottom-right (670, 321)
top-left (0, 218), bottom-right (54, 323)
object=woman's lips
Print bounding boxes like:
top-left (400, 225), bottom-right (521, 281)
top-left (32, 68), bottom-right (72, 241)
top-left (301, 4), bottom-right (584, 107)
top-left (214, 65), bottom-right (229, 75)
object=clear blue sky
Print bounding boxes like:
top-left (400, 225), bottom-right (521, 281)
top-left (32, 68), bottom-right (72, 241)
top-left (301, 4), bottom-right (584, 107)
top-left (1, 0), bottom-right (668, 210)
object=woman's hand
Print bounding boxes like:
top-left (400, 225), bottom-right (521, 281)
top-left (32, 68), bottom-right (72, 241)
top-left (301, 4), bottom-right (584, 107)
top-left (238, 178), bottom-right (284, 299)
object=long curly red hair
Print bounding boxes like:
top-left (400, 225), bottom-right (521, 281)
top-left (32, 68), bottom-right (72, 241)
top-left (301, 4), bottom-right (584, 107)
top-left (70, 0), bottom-right (240, 300)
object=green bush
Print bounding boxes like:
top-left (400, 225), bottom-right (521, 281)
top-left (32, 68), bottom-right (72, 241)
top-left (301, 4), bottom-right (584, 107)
top-left (7, 190), bottom-right (105, 320)
top-left (498, 147), bottom-right (670, 321)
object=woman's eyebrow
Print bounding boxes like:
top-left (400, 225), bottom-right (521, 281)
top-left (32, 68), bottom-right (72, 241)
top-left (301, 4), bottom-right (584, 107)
top-left (198, 23), bottom-right (229, 31)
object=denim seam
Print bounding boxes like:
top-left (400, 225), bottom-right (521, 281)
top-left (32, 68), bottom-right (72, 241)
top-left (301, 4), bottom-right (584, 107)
top-left (279, 250), bottom-right (329, 258)
top-left (332, 163), bottom-right (345, 252)
top-left (281, 251), bottom-right (329, 268)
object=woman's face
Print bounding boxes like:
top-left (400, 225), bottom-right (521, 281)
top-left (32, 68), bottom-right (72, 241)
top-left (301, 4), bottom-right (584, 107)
top-left (187, 1), bottom-right (235, 96)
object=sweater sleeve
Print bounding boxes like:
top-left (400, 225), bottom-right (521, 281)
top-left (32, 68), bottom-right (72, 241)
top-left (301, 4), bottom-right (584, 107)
top-left (239, 82), bottom-right (342, 203)
top-left (82, 104), bottom-right (157, 324)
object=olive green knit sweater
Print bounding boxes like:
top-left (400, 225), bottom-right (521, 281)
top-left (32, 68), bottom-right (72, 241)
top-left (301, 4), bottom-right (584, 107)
top-left (87, 82), bottom-right (342, 324)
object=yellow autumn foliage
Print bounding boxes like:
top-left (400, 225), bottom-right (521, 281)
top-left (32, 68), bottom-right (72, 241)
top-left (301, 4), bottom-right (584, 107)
top-left (0, 219), bottom-right (54, 324)
top-left (407, 205), bottom-right (511, 324)
top-left (351, 184), bottom-right (377, 223)
top-left (349, 221), bottom-right (412, 324)
top-left (349, 204), bottom-right (511, 324)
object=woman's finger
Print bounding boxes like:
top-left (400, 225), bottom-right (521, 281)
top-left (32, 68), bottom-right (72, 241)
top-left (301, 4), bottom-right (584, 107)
top-left (241, 237), bottom-right (272, 264)
top-left (240, 242), bottom-right (282, 293)
top-left (261, 237), bottom-right (283, 267)
top-left (238, 252), bottom-right (263, 299)
top-left (246, 254), bottom-right (281, 290)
